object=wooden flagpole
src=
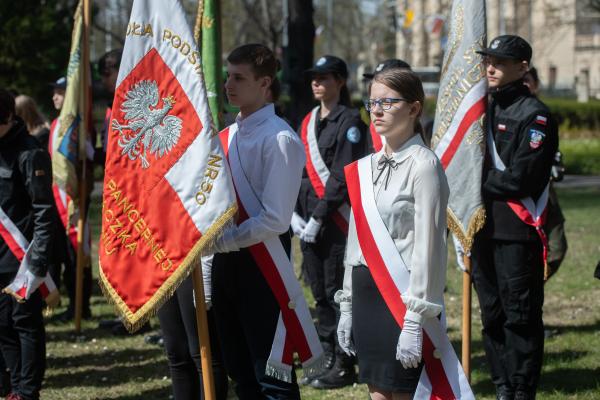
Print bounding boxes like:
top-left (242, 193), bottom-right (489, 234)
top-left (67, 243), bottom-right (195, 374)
top-left (75, 0), bottom-right (91, 334)
top-left (462, 255), bottom-right (472, 382)
top-left (191, 2), bottom-right (217, 399)
top-left (191, 266), bottom-right (216, 400)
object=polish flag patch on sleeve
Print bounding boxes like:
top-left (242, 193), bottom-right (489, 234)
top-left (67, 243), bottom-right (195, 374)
top-left (535, 115), bottom-right (547, 126)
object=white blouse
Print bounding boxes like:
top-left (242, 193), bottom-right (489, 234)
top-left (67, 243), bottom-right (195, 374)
top-left (338, 134), bottom-right (449, 324)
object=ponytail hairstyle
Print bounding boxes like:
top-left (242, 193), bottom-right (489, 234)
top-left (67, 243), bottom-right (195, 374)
top-left (337, 74), bottom-right (352, 107)
top-left (370, 68), bottom-right (425, 137)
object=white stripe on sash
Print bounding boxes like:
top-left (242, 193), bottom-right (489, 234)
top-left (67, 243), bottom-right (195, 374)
top-left (486, 128), bottom-right (549, 222)
top-left (0, 206), bottom-right (58, 305)
top-left (303, 107), bottom-right (350, 230)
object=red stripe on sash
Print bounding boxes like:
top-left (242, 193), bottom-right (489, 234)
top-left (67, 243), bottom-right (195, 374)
top-left (370, 123), bottom-right (383, 152)
top-left (507, 200), bottom-right (549, 265)
top-left (300, 111), bottom-right (348, 234)
top-left (220, 126), bottom-right (313, 363)
top-left (0, 222), bottom-right (26, 262)
top-left (345, 161), bottom-right (455, 399)
top-left (440, 97), bottom-right (486, 169)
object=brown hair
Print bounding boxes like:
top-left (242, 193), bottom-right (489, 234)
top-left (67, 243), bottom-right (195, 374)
top-left (227, 44), bottom-right (281, 101)
top-left (370, 68), bottom-right (425, 136)
top-left (15, 95), bottom-right (48, 135)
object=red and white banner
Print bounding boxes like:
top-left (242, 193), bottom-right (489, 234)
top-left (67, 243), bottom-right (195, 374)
top-left (49, 118), bottom-right (91, 256)
top-left (300, 107), bottom-right (350, 234)
top-left (99, 0), bottom-right (237, 331)
top-left (345, 158), bottom-right (474, 399)
top-left (431, 0), bottom-right (487, 252)
top-left (220, 124), bottom-right (323, 382)
top-left (0, 206), bottom-right (59, 307)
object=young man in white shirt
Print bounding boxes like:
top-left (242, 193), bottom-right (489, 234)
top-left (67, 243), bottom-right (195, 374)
top-left (210, 44), bottom-right (311, 399)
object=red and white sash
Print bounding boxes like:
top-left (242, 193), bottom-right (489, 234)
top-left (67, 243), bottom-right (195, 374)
top-left (370, 122), bottom-right (384, 152)
top-left (487, 130), bottom-right (550, 271)
top-left (345, 158), bottom-right (474, 400)
top-left (219, 124), bottom-right (323, 382)
top-left (0, 205), bottom-right (59, 307)
top-left (300, 107), bottom-right (350, 234)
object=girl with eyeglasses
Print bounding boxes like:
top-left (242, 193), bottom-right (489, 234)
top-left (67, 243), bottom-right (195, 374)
top-left (337, 69), bottom-right (451, 399)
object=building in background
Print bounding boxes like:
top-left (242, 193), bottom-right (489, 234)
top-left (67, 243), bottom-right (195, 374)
top-left (395, 0), bottom-right (600, 99)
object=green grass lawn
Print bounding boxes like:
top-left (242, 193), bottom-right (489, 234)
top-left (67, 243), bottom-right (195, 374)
top-left (41, 187), bottom-right (600, 399)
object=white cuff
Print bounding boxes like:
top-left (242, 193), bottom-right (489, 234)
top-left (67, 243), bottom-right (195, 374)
top-left (402, 295), bottom-right (442, 324)
top-left (218, 227), bottom-right (239, 253)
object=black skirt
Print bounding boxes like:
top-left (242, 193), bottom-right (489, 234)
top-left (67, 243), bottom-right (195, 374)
top-left (352, 264), bottom-right (423, 393)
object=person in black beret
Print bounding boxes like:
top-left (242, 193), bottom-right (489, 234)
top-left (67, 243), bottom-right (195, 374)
top-left (472, 35), bottom-right (558, 400)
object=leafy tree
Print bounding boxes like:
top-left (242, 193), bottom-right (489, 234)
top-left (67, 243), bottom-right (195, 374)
top-left (0, 1), bottom-right (75, 112)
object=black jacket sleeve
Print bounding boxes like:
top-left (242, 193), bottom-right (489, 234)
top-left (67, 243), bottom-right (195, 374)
top-left (312, 115), bottom-right (367, 220)
top-left (19, 149), bottom-right (56, 276)
top-left (483, 110), bottom-right (558, 199)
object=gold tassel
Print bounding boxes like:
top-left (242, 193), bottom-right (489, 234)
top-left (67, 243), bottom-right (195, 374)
top-left (447, 206), bottom-right (486, 253)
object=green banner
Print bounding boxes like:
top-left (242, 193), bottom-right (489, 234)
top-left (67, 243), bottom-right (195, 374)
top-left (201, 0), bottom-right (223, 130)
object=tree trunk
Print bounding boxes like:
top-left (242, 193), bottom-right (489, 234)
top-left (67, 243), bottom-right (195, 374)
top-left (283, 0), bottom-right (315, 128)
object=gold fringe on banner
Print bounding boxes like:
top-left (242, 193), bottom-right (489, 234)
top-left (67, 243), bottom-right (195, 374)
top-left (98, 204), bottom-right (237, 333)
top-left (447, 206), bottom-right (486, 254)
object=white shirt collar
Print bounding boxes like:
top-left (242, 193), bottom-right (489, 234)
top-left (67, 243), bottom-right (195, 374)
top-left (375, 134), bottom-right (425, 163)
top-left (235, 103), bottom-right (275, 135)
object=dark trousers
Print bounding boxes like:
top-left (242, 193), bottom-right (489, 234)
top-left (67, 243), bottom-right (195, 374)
top-left (212, 233), bottom-right (301, 400)
top-left (0, 273), bottom-right (45, 400)
top-left (47, 241), bottom-right (92, 314)
top-left (157, 276), bottom-right (228, 400)
top-left (472, 237), bottom-right (545, 394)
top-left (300, 221), bottom-right (346, 355)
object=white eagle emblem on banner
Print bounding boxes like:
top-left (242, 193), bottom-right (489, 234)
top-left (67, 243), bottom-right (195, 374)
top-left (112, 80), bottom-right (183, 168)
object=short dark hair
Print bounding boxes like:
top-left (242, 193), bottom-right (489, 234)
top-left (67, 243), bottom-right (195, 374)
top-left (98, 48), bottom-right (123, 75)
top-left (227, 44), bottom-right (278, 79)
top-left (227, 44), bottom-right (281, 100)
top-left (0, 87), bottom-right (16, 125)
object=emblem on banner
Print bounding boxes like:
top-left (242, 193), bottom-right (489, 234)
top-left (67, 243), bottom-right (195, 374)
top-left (112, 80), bottom-right (183, 169)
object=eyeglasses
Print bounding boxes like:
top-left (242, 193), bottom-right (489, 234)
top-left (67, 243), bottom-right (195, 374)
top-left (364, 98), bottom-right (408, 112)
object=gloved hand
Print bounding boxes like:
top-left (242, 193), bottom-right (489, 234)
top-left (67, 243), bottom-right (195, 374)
top-left (337, 301), bottom-right (355, 356)
top-left (396, 317), bottom-right (423, 368)
top-left (290, 212), bottom-right (307, 237)
top-left (300, 217), bottom-right (321, 243)
top-left (212, 226), bottom-right (239, 254)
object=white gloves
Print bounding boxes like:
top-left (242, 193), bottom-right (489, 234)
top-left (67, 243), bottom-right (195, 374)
top-left (337, 301), bottom-right (355, 356)
top-left (290, 212), bottom-right (307, 237)
top-left (396, 317), bottom-right (423, 368)
top-left (300, 217), bottom-right (321, 243)
top-left (212, 226), bottom-right (239, 254)
top-left (201, 255), bottom-right (213, 310)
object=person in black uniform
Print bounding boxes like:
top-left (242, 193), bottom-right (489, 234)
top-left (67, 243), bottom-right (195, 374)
top-left (293, 55), bottom-right (368, 389)
top-left (472, 36), bottom-right (558, 400)
top-left (0, 87), bottom-right (56, 400)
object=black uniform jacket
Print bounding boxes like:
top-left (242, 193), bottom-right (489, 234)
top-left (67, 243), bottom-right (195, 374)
top-left (296, 104), bottom-right (368, 222)
top-left (482, 80), bottom-right (558, 241)
top-left (0, 118), bottom-right (55, 276)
